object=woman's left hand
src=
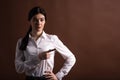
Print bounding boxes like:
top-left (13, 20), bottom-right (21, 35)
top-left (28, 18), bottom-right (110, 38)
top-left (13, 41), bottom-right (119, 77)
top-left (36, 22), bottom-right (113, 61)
top-left (44, 71), bottom-right (58, 80)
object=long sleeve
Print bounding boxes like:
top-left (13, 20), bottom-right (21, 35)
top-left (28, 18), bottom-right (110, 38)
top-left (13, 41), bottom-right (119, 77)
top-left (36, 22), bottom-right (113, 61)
top-left (52, 35), bottom-right (76, 80)
top-left (15, 39), bottom-right (40, 73)
top-left (15, 32), bottom-right (76, 78)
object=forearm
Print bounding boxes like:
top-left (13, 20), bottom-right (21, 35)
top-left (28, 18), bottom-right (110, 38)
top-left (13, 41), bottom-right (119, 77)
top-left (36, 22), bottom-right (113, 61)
top-left (15, 55), bottom-right (41, 73)
top-left (56, 55), bottom-right (76, 80)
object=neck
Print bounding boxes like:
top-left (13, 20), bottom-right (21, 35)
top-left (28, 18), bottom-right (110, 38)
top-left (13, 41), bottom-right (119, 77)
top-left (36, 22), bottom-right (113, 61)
top-left (31, 30), bottom-right (43, 40)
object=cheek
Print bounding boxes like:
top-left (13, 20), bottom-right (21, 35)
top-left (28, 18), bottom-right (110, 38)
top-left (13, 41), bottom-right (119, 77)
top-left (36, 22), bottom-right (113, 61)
top-left (41, 22), bottom-right (45, 27)
top-left (43, 22), bottom-right (46, 25)
top-left (31, 22), bottom-right (37, 27)
top-left (43, 23), bottom-right (45, 26)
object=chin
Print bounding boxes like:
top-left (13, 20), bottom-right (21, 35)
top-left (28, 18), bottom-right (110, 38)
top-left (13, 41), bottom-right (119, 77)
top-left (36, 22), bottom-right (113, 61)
top-left (37, 29), bottom-right (43, 32)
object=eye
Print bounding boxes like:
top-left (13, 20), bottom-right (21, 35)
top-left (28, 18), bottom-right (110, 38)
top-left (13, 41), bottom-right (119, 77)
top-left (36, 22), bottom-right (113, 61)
top-left (32, 17), bottom-right (45, 22)
top-left (40, 18), bottom-right (45, 22)
top-left (32, 18), bottom-right (38, 22)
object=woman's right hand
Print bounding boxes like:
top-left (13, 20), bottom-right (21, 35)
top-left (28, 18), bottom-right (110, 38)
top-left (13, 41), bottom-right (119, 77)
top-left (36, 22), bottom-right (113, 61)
top-left (38, 49), bottom-right (55, 60)
top-left (38, 51), bottom-right (51, 60)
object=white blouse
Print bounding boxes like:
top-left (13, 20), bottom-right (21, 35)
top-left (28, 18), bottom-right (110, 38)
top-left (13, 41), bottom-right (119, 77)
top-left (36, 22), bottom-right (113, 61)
top-left (15, 31), bottom-right (76, 80)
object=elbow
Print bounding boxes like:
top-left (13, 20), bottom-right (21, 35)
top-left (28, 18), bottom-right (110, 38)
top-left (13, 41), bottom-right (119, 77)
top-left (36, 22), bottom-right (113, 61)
top-left (15, 65), bottom-right (24, 74)
top-left (72, 55), bottom-right (76, 65)
top-left (66, 55), bottom-right (76, 66)
top-left (15, 62), bottom-right (25, 74)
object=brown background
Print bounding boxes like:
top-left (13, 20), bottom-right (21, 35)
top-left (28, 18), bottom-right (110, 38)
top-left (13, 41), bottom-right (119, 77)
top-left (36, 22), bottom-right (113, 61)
top-left (0, 0), bottom-right (120, 80)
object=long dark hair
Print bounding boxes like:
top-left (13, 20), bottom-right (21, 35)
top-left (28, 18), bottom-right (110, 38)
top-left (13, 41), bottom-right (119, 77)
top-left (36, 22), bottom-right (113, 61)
top-left (19, 6), bottom-right (47, 51)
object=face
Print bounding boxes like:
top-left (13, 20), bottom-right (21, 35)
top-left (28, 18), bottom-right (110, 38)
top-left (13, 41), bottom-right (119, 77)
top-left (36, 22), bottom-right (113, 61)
top-left (30, 13), bottom-right (46, 33)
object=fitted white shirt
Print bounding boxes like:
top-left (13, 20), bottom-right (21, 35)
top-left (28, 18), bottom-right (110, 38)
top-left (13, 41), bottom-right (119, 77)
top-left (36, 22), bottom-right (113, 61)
top-left (15, 31), bottom-right (76, 80)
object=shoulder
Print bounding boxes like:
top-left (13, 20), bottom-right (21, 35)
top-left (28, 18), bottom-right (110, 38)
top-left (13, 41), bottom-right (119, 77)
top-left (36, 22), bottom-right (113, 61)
top-left (45, 33), bottom-right (59, 41)
top-left (17, 38), bottom-right (22, 42)
top-left (16, 38), bottom-right (23, 45)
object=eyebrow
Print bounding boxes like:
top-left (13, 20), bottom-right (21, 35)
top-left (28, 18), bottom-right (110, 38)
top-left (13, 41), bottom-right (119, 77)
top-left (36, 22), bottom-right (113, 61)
top-left (32, 17), bottom-right (45, 20)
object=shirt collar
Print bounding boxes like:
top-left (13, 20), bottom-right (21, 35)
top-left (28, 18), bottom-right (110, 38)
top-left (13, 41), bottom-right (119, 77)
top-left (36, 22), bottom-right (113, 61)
top-left (42, 31), bottom-right (47, 39)
top-left (29, 31), bottom-right (47, 39)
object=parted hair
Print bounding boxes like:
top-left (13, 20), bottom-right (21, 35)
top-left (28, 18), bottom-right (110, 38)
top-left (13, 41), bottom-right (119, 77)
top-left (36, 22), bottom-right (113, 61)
top-left (19, 6), bottom-right (47, 51)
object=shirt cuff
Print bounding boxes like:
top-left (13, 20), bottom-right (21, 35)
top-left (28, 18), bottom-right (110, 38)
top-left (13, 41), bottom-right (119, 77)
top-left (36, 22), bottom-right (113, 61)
top-left (56, 72), bottom-right (65, 80)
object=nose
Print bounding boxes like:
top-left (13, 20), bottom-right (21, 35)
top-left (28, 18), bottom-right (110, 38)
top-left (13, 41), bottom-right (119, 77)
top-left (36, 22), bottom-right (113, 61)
top-left (36, 19), bottom-right (41, 24)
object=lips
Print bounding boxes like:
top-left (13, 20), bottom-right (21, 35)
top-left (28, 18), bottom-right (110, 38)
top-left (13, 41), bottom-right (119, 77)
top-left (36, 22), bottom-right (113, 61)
top-left (35, 26), bottom-right (41, 29)
top-left (35, 24), bottom-right (41, 27)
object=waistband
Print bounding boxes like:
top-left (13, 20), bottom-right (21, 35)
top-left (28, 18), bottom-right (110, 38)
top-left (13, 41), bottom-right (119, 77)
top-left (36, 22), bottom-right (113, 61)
top-left (26, 76), bottom-right (47, 80)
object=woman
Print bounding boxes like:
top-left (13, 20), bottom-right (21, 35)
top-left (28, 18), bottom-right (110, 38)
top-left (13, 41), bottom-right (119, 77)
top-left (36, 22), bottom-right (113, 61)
top-left (15, 6), bottom-right (76, 80)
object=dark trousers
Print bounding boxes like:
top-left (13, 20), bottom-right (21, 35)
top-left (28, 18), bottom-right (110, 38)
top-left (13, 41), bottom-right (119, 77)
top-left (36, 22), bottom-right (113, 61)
top-left (26, 76), bottom-right (47, 80)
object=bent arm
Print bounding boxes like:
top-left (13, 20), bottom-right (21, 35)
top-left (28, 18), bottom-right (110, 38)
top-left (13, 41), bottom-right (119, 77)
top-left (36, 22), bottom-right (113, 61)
top-left (15, 39), bottom-right (40, 73)
top-left (52, 35), bottom-right (76, 80)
